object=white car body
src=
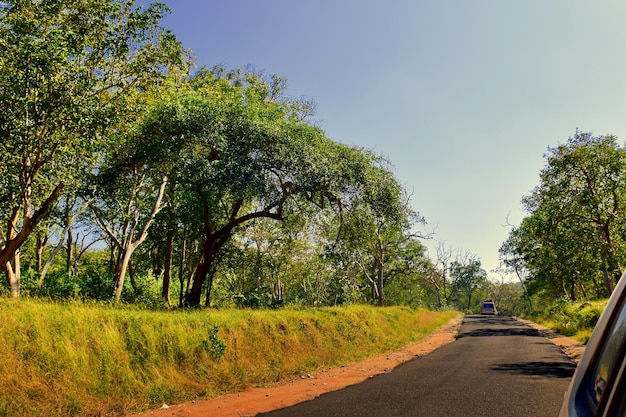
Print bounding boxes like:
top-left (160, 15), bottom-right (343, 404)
top-left (559, 271), bottom-right (626, 416)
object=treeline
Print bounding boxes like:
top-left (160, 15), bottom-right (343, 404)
top-left (501, 130), bottom-right (626, 303)
top-left (0, 1), bottom-right (519, 312)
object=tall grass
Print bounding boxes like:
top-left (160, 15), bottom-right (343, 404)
top-left (524, 299), bottom-right (607, 344)
top-left (0, 299), bottom-right (459, 416)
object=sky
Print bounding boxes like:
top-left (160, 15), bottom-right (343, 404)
top-left (154, 0), bottom-right (626, 278)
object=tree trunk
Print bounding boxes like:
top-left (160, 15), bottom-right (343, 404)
top-left (66, 230), bottom-right (75, 276)
top-left (442, 270), bottom-right (450, 305)
top-left (513, 266), bottom-right (533, 311)
top-left (108, 242), bottom-right (116, 275)
top-left (274, 277), bottom-right (283, 302)
top-left (602, 269), bottom-right (613, 298)
top-left (128, 259), bottom-right (138, 292)
top-left (109, 175), bottom-right (168, 302)
top-left (178, 239), bottom-right (186, 308)
top-left (187, 257), bottom-right (211, 307)
top-left (0, 183), bottom-right (64, 270)
top-left (38, 197), bottom-right (86, 285)
top-left (112, 247), bottom-right (133, 301)
top-left (376, 235), bottom-right (385, 306)
top-left (600, 225), bottom-right (616, 296)
top-left (569, 282), bottom-right (577, 302)
top-left (36, 234), bottom-right (46, 272)
top-left (5, 251), bottom-right (21, 298)
top-left (435, 286), bottom-right (442, 309)
top-left (592, 274), bottom-right (603, 299)
top-left (162, 230), bottom-right (174, 305)
top-left (376, 264), bottom-right (384, 306)
top-left (205, 270), bottom-right (214, 307)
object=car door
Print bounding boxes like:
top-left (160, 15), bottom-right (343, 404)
top-left (560, 273), bottom-right (626, 416)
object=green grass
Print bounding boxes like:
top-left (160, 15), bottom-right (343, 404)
top-left (0, 299), bottom-right (460, 416)
top-left (525, 299), bottom-right (607, 344)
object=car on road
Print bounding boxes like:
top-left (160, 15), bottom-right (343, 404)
top-left (559, 271), bottom-right (626, 417)
top-left (480, 300), bottom-right (498, 315)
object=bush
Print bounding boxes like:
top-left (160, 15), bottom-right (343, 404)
top-left (527, 299), bottom-right (607, 343)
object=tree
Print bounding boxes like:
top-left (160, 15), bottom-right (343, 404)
top-left (129, 67), bottom-right (414, 307)
top-left (90, 166), bottom-right (168, 302)
top-left (432, 241), bottom-right (455, 307)
top-left (382, 237), bottom-right (433, 308)
top-left (342, 182), bottom-right (425, 306)
top-left (0, 0), bottom-right (182, 296)
top-left (449, 257), bottom-right (487, 311)
top-left (37, 195), bottom-right (94, 287)
top-left (497, 238), bottom-right (533, 311)
top-left (502, 131), bottom-right (626, 301)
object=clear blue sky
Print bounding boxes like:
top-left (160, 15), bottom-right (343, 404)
top-left (155, 0), bottom-right (626, 277)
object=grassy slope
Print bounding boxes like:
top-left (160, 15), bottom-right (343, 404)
top-left (525, 299), bottom-right (608, 344)
top-left (0, 299), bottom-right (459, 416)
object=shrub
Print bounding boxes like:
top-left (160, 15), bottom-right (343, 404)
top-left (527, 299), bottom-right (607, 343)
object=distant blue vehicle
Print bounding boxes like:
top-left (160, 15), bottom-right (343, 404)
top-left (480, 300), bottom-right (498, 315)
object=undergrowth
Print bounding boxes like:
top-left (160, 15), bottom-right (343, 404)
top-left (524, 298), bottom-right (607, 344)
top-left (0, 299), bottom-right (459, 416)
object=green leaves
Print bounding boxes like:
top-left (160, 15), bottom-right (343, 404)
top-left (121, 66), bottom-right (423, 306)
top-left (0, 0), bottom-right (183, 287)
top-left (502, 131), bottom-right (626, 301)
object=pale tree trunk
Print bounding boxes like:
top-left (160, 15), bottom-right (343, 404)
top-left (376, 264), bottom-right (384, 306)
top-left (6, 251), bottom-right (21, 298)
top-left (435, 242), bottom-right (453, 306)
top-left (112, 246), bottom-right (134, 301)
top-left (108, 176), bottom-right (168, 302)
top-left (357, 252), bottom-right (382, 305)
top-left (4, 208), bottom-right (21, 297)
top-left (427, 270), bottom-right (443, 309)
top-left (514, 265), bottom-right (533, 311)
top-left (38, 198), bottom-right (92, 287)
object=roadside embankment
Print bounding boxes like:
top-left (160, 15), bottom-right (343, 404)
top-left (0, 299), bottom-right (459, 416)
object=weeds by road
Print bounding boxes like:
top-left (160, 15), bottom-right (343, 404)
top-left (0, 299), bottom-right (458, 416)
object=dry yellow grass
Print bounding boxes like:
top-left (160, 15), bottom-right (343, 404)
top-left (0, 299), bottom-right (458, 416)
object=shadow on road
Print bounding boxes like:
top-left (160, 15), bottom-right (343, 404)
top-left (491, 361), bottom-right (576, 379)
top-left (458, 327), bottom-right (542, 338)
top-left (457, 316), bottom-right (556, 339)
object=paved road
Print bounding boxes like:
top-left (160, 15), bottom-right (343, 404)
top-left (258, 315), bottom-right (576, 417)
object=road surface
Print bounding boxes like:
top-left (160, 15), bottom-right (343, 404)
top-left (258, 315), bottom-right (576, 417)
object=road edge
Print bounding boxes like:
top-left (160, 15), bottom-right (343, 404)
top-left (514, 317), bottom-right (586, 364)
top-left (130, 315), bottom-right (464, 417)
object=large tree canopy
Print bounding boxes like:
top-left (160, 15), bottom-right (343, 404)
top-left (501, 131), bottom-right (626, 301)
top-left (125, 67), bottom-right (414, 306)
top-left (0, 0), bottom-right (183, 296)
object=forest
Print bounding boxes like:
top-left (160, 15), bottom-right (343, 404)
top-left (0, 0), bottom-right (582, 315)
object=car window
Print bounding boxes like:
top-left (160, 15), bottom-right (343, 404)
top-left (588, 297), bottom-right (626, 406)
top-left (613, 383), bottom-right (626, 417)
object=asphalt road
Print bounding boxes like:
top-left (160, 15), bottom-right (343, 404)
top-left (257, 315), bottom-right (576, 417)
